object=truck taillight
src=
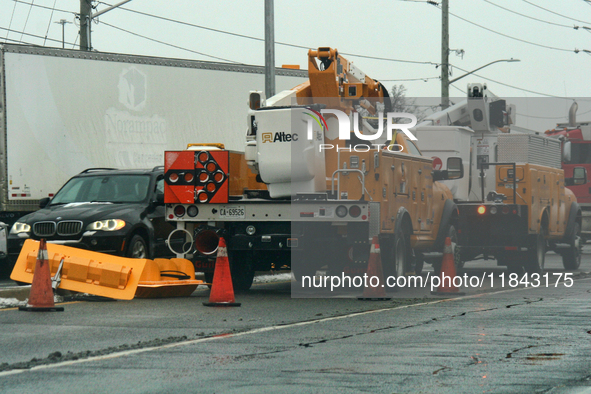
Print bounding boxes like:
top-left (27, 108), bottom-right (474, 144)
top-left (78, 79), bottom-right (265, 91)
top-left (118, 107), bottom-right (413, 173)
top-left (174, 205), bottom-right (185, 217)
top-left (477, 206), bottom-right (486, 215)
top-left (349, 205), bottom-right (361, 218)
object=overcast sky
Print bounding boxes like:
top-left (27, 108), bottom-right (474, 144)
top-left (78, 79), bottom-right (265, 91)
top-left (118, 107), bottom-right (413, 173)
top-left (2, 0), bottom-right (591, 130)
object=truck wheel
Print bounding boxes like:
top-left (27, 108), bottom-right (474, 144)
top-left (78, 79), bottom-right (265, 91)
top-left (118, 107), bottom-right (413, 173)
top-left (393, 225), bottom-right (410, 279)
top-left (127, 235), bottom-right (148, 259)
top-left (414, 251), bottom-right (424, 275)
top-left (448, 225), bottom-right (464, 273)
top-left (499, 252), bottom-right (525, 276)
top-left (290, 250), bottom-right (318, 282)
top-left (229, 250), bottom-right (255, 292)
top-left (562, 222), bottom-right (582, 270)
top-left (524, 229), bottom-right (546, 274)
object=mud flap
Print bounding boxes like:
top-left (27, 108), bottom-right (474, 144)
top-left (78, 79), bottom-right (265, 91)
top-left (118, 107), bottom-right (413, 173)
top-left (11, 239), bottom-right (148, 300)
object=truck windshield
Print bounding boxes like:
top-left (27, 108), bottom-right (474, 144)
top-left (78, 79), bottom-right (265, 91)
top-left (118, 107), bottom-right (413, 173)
top-left (567, 143), bottom-right (591, 164)
top-left (50, 175), bottom-right (150, 205)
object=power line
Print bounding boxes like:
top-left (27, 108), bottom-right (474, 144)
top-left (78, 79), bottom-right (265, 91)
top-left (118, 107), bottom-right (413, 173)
top-left (99, 21), bottom-right (243, 63)
top-left (339, 52), bottom-right (438, 66)
top-left (522, 0), bottom-right (591, 25)
top-left (20, 0), bottom-right (36, 44)
top-left (11, 0), bottom-right (73, 15)
top-left (379, 76), bottom-right (440, 82)
top-left (437, 5), bottom-right (579, 53)
top-left (5, 0), bottom-right (18, 41)
top-left (450, 63), bottom-right (567, 98)
top-left (517, 112), bottom-right (571, 120)
top-left (482, 0), bottom-right (580, 29)
top-left (43, 0), bottom-right (58, 46)
top-left (0, 26), bottom-right (76, 46)
top-left (98, 2), bottom-right (439, 66)
top-left (1, 36), bottom-right (38, 46)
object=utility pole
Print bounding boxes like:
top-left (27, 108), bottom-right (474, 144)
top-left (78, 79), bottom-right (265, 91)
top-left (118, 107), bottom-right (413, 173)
top-left (441, 0), bottom-right (450, 109)
top-left (264, 0), bottom-right (275, 99)
top-left (79, 0), bottom-right (132, 51)
top-left (79, 0), bottom-right (92, 50)
top-left (55, 19), bottom-right (72, 48)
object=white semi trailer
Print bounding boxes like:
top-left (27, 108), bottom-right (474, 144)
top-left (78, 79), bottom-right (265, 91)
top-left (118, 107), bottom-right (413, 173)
top-left (0, 43), bottom-right (306, 226)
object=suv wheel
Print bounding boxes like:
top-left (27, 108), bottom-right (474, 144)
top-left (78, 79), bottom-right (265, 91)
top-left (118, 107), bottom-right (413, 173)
top-left (127, 235), bottom-right (148, 259)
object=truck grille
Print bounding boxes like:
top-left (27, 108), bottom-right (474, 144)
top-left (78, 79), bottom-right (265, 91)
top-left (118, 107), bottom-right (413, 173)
top-left (57, 221), bottom-right (83, 236)
top-left (33, 222), bottom-right (56, 237)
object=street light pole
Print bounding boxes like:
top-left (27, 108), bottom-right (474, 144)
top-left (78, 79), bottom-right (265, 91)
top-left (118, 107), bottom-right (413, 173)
top-left (447, 59), bottom-right (520, 85)
top-left (54, 19), bottom-right (72, 49)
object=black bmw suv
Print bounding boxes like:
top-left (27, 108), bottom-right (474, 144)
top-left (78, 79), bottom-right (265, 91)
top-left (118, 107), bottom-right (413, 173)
top-left (7, 167), bottom-right (181, 266)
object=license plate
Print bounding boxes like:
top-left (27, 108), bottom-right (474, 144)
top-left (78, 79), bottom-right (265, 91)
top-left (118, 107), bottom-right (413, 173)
top-left (219, 206), bottom-right (245, 218)
top-left (193, 260), bottom-right (215, 270)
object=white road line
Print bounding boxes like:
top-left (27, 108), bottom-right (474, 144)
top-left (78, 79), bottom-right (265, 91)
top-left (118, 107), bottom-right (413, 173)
top-left (1, 276), bottom-right (590, 377)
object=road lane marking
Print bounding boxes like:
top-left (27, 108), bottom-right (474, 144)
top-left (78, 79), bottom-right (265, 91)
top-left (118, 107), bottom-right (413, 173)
top-left (1, 276), bottom-right (590, 376)
top-left (0, 301), bottom-right (82, 312)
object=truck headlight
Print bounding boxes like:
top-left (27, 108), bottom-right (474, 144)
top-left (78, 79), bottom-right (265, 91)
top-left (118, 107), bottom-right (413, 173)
top-left (10, 222), bottom-right (31, 234)
top-left (87, 219), bottom-right (126, 231)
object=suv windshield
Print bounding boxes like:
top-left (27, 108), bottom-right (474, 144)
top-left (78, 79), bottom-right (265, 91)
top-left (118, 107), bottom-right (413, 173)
top-left (50, 174), bottom-right (151, 204)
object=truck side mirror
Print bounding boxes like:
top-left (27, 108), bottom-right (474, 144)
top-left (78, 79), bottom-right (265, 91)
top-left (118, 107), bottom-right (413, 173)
top-left (446, 157), bottom-right (464, 180)
top-left (566, 167), bottom-right (587, 186)
top-left (249, 91), bottom-right (264, 110)
top-left (563, 141), bottom-right (572, 163)
top-left (432, 157), bottom-right (464, 181)
top-left (39, 197), bottom-right (51, 209)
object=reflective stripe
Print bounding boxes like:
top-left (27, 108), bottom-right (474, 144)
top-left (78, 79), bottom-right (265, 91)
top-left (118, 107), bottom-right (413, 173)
top-left (217, 247), bottom-right (228, 258)
top-left (370, 243), bottom-right (380, 254)
top-left (37, 249), bottom-right (48, 261)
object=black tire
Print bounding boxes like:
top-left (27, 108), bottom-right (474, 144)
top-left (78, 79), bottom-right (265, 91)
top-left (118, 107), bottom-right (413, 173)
top-left (524, 229), bottom-right (546, 274)
top-left (0, 255), bottom-right (17, 280)
top-left (229, 250), bottom-right (255, 292)
top-left (498, 251), bottom-right (525, 276)
top-left (507, 264), bottom-right (525, 276)
top-left (290, 250), bottom-right (318, 283)
top-left (448, 225), bottom-right (464, 273)
top-left (562, 222), bottom-right (582, 270)
top-left (414, 252), bottom-right (424, 275)
top-left (393, 225), bottom-right (410, 280)
top-left (127, 234), bottom-right (148, 259)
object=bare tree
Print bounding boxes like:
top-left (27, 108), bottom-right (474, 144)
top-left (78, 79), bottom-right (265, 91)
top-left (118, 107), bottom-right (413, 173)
top-left (389, 84), bottom-right (427, 122)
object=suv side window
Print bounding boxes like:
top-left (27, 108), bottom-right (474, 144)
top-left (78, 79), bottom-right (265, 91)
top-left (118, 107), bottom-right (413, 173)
top-left (156, 176), bottom-right (165, 194)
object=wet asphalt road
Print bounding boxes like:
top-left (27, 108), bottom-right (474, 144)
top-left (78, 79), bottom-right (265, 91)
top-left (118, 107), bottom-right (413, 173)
top-left (0, 250), bottom-right (590, 393)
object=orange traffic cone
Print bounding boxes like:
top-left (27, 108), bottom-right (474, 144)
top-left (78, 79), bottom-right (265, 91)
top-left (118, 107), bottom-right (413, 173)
top-left (19, 239), bottom-right (64, 312)
top-left (203, 237), bottom-right (241, 307)
top-left (431, 237), bottom-right (465, 296)
top-left (358, 236), bottom-right (391, 301)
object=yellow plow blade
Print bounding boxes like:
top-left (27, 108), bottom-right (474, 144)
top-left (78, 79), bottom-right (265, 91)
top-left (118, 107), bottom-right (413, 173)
top-left (11, 239), bottom-right (148, 300)
top-left (135, 258), bottom-right (203, 298)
